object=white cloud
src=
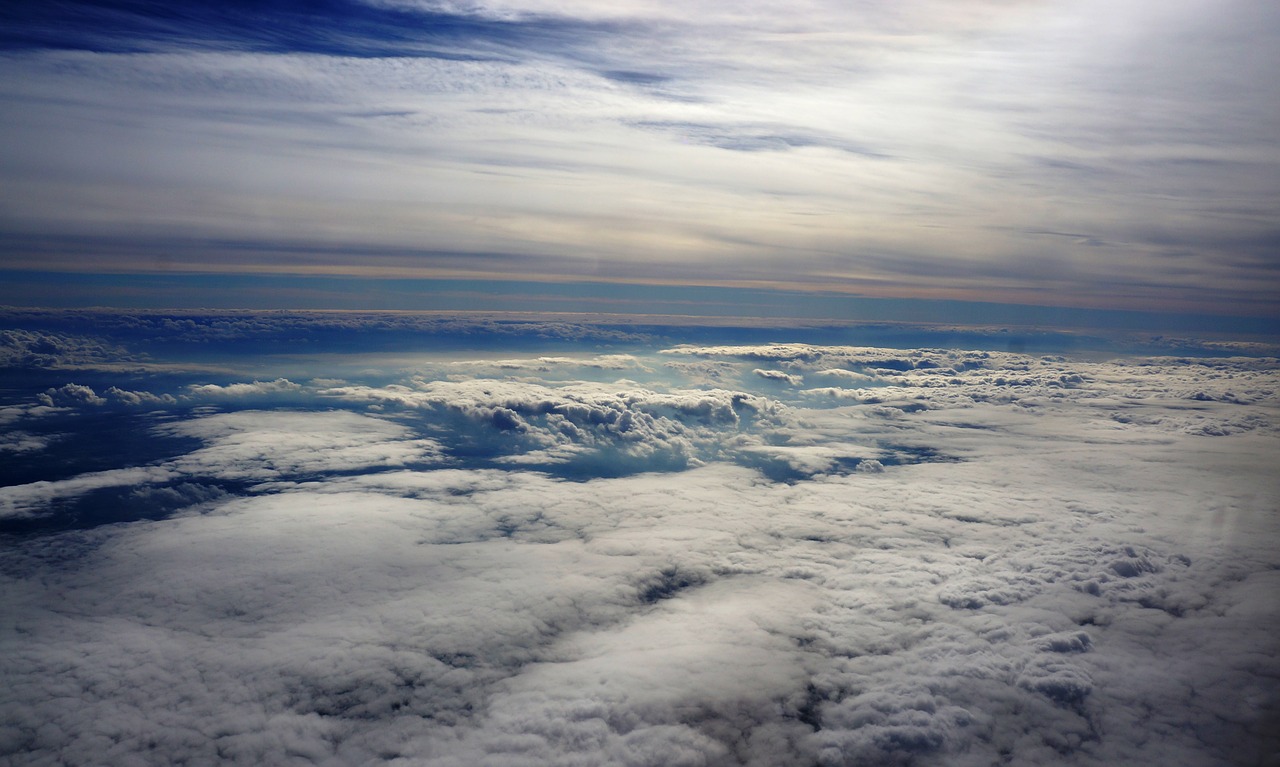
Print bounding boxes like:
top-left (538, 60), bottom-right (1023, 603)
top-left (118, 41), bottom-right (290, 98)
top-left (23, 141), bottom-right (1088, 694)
top-left (37, 383), bottom-right (105, 407)
top-left (186, 378), bottom-right (304, 398)
top-left (158, 410), bottom-right (446, 481)
top-left (104, 386), bottom-right (177, 406)
top-left (0, 410), bottom-right (446, 519)
top-left (752, 368), bottom-right (803, 386)
top-left (0, 466), bottom-right (177, 519)
top-left (322, 377), bottom-right (785, 472)
top-left (814, 368), bottom-right (880, 384)
top-left (447, 353), bottom-right (652, 376)
top-left (0, 430), bottom-right (49, 455)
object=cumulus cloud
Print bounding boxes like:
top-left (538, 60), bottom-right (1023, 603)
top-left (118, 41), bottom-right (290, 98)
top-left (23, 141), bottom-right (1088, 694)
top-left (4, 447), bottom-right (1277, 764)
top-left (667, 343), bottom-right (1280, 441)
top-left (0, 328), bottom-right (134, 369)
top-left (103, 386), bottom-right (177, 406)
top-left (323, 377), bottom-right (784, 474)
top-left (34, 383), bottom-right (179, 408)
top-left (0, 404), bottom-right (62, 458)
top-left (813, 368), bottom-right (879, 384)
top-left (752, 368), bottom-right (803, 386)
top-left (36, 383), bottom-right (106, 407)
top-left (187, 378), bottom-right (304, 398)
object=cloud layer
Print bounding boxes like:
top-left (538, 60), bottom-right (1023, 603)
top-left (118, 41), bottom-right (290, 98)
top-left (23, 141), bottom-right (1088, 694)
top-left (2, 331), bottom-right (1278, 765)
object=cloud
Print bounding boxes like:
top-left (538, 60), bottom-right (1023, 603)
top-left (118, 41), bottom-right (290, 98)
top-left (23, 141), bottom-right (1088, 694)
top-left (752, 368), bottom-right (803, 386)
top-left (813, 368), bottom-right (879, 384)
top-left (159, 409), bottom-right (448, 481)
top-left (322, 377), bottom-right (783, 474)
top-left (1, 338), bottom-right (1278, 765)
top-left (0, 329), bottom-right (134, 369)
top-left (4, 440), bottom-right (1277, 763)
top-left (2, 2), bottom-right (1278, 314)
top-left (36, 383), bottom-right (105, 407)
top-left (665, 343), bottom-right (1280, 442)
top-left (33, 382), bottom-right (179, 408)
top-left (0, 307), bottom-right (658, 364)
top-left (103, 386), bottom-right (178, 407)
top-left (630, 120), bottom-right (887, 157)
top-left (186, 378), bottom-right (304, 398)
top-left (0, 410), bottom-right (445, 520)
top-left (0, 466), bottom-right (178, 519)
top-left (0, 430), bottom-right (49, 455)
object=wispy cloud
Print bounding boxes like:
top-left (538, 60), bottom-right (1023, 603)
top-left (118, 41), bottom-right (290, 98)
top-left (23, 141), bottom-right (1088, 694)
top-left (0, 0), bottom-right (1277, 316)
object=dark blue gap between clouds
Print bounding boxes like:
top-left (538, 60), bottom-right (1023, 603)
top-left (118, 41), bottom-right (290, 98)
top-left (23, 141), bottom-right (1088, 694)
top-left (2, 270), bottom-right (1277, 337)
top-left (0, 0), bottom-right (613, 60)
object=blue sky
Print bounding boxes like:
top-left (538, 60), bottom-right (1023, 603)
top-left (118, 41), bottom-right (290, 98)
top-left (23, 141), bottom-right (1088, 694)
top-left (1, 0), bottom-right (1278, 329)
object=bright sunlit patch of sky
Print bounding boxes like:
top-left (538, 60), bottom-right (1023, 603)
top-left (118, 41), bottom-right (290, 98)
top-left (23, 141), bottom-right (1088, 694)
top-left (0, 0), bottom-right (1277, 325)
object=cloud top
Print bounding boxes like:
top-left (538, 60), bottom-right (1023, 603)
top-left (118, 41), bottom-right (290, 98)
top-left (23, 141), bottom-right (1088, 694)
top-left (1, 323), bottom-right (1278, 764)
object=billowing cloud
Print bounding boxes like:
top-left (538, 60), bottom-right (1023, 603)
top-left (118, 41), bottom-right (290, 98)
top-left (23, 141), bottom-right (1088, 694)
top-left (103, 386), bottom-right (178, 407)
top-left (752, 368), bottom-right (803, 386)
top-left (36, 383), bottom-right (105, 407)
top-left (35, 383), bottom-right (178, 408)
top-left (322, 377), bottom-right (783, 473)
top-left (186, 378), bottom-right (304, 398)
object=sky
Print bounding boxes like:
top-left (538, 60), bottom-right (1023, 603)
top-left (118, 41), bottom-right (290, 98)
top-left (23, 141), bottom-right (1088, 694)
top-left (1, 0), bottom-right (1279, 329)
top-left (1, 4), bottom-right (1279, 763)
top-left (1, 313), bottom-right (1279, 764)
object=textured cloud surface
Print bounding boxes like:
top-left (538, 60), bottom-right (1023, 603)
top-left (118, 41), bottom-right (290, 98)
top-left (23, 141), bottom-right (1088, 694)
top-left (2, 326), bottom-right (1278, 765)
